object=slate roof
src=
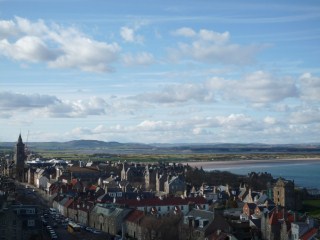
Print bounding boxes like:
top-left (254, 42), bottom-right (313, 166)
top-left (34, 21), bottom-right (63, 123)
top-left (115, 196), bottom-right (207, 208)
top-left (91, 204), bottom-right (132, 218)
top-left (300, 227), bottom-right (318, 240)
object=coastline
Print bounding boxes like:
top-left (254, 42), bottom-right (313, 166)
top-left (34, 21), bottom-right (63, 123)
top-left (184, 158), bottom-right (320, 190)
top-left (184, 157), bottom-right (320, 169)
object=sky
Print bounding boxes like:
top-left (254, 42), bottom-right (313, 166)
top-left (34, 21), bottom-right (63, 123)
top-left (0, 0), bottom-right (320, 144)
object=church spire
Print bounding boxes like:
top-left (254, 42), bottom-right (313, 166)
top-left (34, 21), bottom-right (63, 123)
top-left (18, 133), bottom-right (23, 144)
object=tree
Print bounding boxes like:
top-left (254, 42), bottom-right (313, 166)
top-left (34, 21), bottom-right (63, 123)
top-left (141, 214), bottom-right (182, 240)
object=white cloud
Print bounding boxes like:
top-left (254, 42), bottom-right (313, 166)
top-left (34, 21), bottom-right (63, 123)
top-left (0, 92), bottom-right (109, 119)
top-left (170, 27), bottom-right (262, 65)
top-left (0, 19), bottom-right (18, 38)
top-left (48, 36), bottom-right (120, 72)
top-left (132, 82), bottom-right (215, 104)
top-left (0, 36), bottom-right (57, 62)
top-left (130, 71), bottom-right (297, 105)
top-left (122, 52), bottom-right (155, 66)
top-left (43, 96), bottom-right (108, 118)
top-left (264, 116), bottom-right (277, 125)
top-left (199, 29), bottom-right (229, 43)
top-left (172, 27), bottom-right (196, 37)
top-left (299, 73), bottom-right (320, 101)
top-left (290, 107), bottom-right (320, 124)
top-left (225, 71), bottom-right (298, 104)
top-left (0, 92), bottom-right (59, 108)
top-left (137, 120), bottom-right (182, 131)
top-left (120, 26), bottom-right (144, 43)
top-left (215, 114), bottom-right (255, 129)
top-left (0, 17), bottom-right (120, 72)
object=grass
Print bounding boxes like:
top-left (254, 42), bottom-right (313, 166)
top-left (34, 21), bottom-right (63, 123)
top-left (302, 199), bottom-right (320, 218)
top-left (34, 151), bottom-right (320, 164)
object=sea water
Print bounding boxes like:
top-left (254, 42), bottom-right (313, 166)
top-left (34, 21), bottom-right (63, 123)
top-left (203, 160), bottom-right (320, 190)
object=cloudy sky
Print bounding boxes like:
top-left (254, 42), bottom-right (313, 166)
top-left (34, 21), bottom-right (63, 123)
top-left (1, 0), bottom-right (320, 143)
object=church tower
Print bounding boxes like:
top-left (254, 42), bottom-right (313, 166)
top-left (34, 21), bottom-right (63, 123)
top-left (14, 134), bottom-right (26, 182)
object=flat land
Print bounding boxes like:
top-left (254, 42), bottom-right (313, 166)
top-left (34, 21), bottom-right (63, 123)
top-left (185, 157), bottom-right (320, 169)
top-left (303, 200), bottom-right (320, 218)
top-left (36, 151), bottom-right (320, 164)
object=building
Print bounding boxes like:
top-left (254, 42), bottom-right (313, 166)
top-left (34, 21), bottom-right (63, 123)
top-left (0, 203), bottom-right (41, 240)
top-left (115, 196), bottom-right (208, 216)
top-left (63, 166), bottom-right (102, 183)
top-left (124, 210), bottom-right (145, 240)
top-left (179, 209), bottom-right (231, 240)
top-left (13, 134), bottom-right (27, 182)
top-left (144, 165), bottom-right (157, 191)
top-left (273, 178), bottom-right (295, 210)
top-left (89, 203), bottom-right (132, 236)
top-left (164, 176), bottom-right (186, 195)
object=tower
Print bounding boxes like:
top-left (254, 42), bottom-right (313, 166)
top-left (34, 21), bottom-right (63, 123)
top-left (273, 177), bottom-right (295, 209)
top-left (14, 134), bottom-right (26, 182)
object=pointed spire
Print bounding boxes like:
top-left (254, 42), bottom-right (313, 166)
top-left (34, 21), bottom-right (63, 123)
top-left (18, 134), bottom-right (23, 143)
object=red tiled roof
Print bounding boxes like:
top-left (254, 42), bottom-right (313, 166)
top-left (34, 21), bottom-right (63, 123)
top-left (300, 228), bottom-right (317, 240)
top-left (125, 210), bottom-right (144, 223)
top-left (269, 211), bottom-right (278, 225)
top-left (64, 198), bottom-right (74, 208)
top-left (116, 196), bottom-right (207, 208)
top-left (78, 202), bottom-right (94, 212)
top-left (68, 166), bottom-right (99, 172)
top-left (71, 179), bottom-right (78, 185)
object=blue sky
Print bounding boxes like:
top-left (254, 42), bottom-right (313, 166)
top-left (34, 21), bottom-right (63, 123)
top-left (1, 0), bottom-right (320, 143)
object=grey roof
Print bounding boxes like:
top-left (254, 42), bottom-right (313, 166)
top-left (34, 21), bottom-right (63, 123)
top-left (184, 209), bottom-right (216, 232)
top-left (59, 197), bottom-right (69, 206)
top-left (185, 209), bottom-right (215, 221)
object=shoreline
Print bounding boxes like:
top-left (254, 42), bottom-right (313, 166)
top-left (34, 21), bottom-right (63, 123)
top-left (184, 157), bottom-right (320, 168)
top-left (184, 158), bottom-right (320, 190)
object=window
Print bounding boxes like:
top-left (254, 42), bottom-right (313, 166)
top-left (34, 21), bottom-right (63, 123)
top-left (27, 219), bottom-right (35, 227)
top-left (26, 209), bottom-right (35, 214)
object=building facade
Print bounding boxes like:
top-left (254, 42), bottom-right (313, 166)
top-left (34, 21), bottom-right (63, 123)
top-left (273, 178), bottom-right (295, 210)
top-left (14, 134), bottom-right (26, 182)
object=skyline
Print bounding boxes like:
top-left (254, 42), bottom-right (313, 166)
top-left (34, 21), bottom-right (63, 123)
top-left (1, 0), bottom-right (320, 143)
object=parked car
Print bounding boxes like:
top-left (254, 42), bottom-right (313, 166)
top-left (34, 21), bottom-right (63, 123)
top-left (85, 227), bottom-right (94, 232)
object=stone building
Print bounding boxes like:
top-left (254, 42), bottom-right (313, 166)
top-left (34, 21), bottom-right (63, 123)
top-left (179, 209), bottom-right (231, 240)
top-left (123, 209), bottom-right (145, 240)
top-left (156, 172), bottom-right (167, 192)
top-left (13, 134), bottom-right (27, 182)
top-left (164, 176), bottom-right (186, 195)
top-left (144, 165), bottom-right (156, 191)
top-left (273, 178), bottom-right (295, 210)
top-left (89, 203), bottom-right (131, 236)
top-left (0, 203), bottom-right (41, 240)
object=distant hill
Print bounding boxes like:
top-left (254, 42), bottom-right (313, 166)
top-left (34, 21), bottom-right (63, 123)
top-left (1, 140), bottom-right (320, 154)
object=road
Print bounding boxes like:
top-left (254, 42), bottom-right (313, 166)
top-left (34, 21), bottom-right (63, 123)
top-left (16, 181), bottom-right (112, 240)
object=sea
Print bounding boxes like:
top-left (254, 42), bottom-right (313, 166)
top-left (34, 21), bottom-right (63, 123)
top-left (201, 159), bottom-right (320, 190)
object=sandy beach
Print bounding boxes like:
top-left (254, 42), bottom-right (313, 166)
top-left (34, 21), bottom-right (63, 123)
top-left (184, 157), bottom-right (320, 169)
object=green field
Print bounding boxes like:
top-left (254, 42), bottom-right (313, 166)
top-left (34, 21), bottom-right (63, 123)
top-left (303, 200), bottom-right (320, 218)
top-left (34, 151), bottom-right (320, 163)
